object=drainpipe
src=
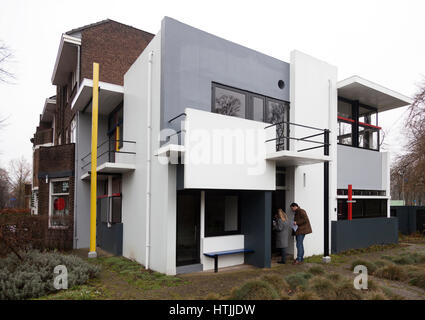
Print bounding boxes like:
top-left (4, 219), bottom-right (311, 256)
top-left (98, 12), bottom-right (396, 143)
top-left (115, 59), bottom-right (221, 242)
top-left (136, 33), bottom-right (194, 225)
top-left (145, 51), bottom-right (154, 270)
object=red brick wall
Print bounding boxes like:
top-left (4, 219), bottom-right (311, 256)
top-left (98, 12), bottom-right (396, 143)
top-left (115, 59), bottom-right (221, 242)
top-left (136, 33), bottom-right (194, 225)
top-left (37, 144), bottom-right (75, 248)
top-left (80, 20), bottom-right (154, 85)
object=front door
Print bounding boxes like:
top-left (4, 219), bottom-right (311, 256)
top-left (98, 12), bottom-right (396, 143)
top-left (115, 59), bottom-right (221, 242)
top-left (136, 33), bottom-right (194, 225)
top-left (176, 191), bottom-right (201, 266)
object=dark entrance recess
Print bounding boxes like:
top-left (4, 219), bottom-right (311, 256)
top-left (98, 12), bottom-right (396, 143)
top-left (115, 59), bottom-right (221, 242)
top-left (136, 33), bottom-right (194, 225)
top-left (176, 191), bottom-right (201, 266)
top-left (271, 190), bottom-right (285, 254)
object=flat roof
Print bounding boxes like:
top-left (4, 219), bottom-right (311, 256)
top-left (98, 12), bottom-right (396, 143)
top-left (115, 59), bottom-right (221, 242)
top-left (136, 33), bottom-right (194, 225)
top-left (337, 76), bottom-right (412, 112)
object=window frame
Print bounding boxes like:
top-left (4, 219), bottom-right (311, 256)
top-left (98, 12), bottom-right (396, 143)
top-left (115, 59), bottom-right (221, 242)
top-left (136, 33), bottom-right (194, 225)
top-left (204, 191), bottom-right (242, 237)
top-left (211, 82), bottom-right (290, 124)
top-left (337, 97), bottom-right (380, 151)
top-left (48, 177), bottom-right (70, 229)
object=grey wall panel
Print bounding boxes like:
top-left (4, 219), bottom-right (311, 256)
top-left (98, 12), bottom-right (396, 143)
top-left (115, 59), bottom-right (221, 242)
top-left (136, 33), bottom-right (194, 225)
top-left (337, 145), bottom-right (383, 190)
top-left (331, 217), bottom-right (398, 253)
top-left (240, 191), bottom-right (271, 268)
top-left (160, 17), bottom-right (290, 134)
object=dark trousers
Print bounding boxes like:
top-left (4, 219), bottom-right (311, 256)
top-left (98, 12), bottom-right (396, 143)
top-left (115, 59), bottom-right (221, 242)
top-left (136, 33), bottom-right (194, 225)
top-left (280, 247), bottom-right (286, 263)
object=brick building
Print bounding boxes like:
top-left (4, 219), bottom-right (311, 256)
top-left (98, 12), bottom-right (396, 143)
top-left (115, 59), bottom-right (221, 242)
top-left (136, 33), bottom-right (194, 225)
top-left (31, 19), bottom-right (154, 248)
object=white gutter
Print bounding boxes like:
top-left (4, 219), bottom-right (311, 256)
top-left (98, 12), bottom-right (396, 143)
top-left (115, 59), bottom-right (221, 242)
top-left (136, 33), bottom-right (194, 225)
top-left (145, 51), bottom-right (154, 270)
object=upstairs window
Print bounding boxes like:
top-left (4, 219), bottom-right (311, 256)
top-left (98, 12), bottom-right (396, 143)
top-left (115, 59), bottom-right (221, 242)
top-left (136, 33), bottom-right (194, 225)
top-left (212, 83), bottom-right (289, 125)
top-left (337, 97), bottom-right (380, 151)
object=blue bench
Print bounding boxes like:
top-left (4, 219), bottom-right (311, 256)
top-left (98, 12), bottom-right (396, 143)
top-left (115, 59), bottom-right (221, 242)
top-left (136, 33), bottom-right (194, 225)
top-left (204, 249), bottom-right (254, 273)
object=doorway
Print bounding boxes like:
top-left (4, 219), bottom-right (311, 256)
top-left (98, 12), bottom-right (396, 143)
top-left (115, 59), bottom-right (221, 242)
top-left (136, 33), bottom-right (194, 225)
top-left (176, 191), bottom-right (201, 266)
top-left (271, 190), bottom-right (286, 254)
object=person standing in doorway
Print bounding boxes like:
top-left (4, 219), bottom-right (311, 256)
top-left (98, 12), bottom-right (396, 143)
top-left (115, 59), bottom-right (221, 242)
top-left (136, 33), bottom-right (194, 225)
top-left (273, 209), bottom-right (290, 264)
top-left (290, 203), bottom-right (312, 264)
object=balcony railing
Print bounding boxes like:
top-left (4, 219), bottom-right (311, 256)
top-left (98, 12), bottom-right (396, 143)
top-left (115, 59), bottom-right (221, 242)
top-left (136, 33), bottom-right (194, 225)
top-left (80, 139), bottom-right (136, 171)
top-left (265, 120), bottom-right (330, 155)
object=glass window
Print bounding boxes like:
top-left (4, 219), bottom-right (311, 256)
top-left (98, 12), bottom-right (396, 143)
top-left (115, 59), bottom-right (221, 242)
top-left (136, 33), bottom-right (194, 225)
top-left (337, 199), bottom-right (387, 220)
top-left (214, 86), bottom-right (246, 118)
top-left (50, 179), bottom-right (70, 228)
top-left (266, 99), bottom-right (289, 151)
top-left (205, 192), bottom-right (240, 237)
top-left (338, 100), bottom-right (353, 119)
top-left (252, 96), bottom-right (265, 122)
top-left (338, 121), bottom-right (352, 145)
top-left (359, 125), bottom-right (379, 150)
top-left (70, 117), bottom-right (76, 143)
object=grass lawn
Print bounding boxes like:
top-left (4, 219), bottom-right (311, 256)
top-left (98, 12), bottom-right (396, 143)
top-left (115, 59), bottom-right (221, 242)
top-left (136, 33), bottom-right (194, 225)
top-left (39, 234), bottom-right (425, 300)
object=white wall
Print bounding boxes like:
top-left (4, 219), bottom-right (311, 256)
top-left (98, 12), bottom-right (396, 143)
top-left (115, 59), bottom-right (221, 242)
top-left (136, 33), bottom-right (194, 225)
top-left (183, 108), bottom-right (275, 190)
top-left (290, 50), bottom-right (338, 258)
top-left (122, 32), bottom-right (177, 275)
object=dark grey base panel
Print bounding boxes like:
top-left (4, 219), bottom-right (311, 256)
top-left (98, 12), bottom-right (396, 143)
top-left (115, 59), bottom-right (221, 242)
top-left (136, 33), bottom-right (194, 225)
top-left (176, 264), bottom-right (203, 274)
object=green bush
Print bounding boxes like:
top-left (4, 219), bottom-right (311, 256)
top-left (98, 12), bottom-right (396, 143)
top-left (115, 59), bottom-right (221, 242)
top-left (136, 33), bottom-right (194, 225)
top-left (325, 273), bottom-right (341, 281)
top-left (334, 281), bottom-right (363, 300)
top-left (308, 265), bottom-right (325, 275)
top-left (290, 290), bottom-right (320, 300)
top-left (260, 273), bottom-right (290, 297)
top-left (350, 259), bottom-right (377, 274)
top-left (407, 269), bottom-right (425, 290)
top-left (229, 280), bottom-right (279, 300)
top-left (0, 250), bottom-right (100, 300)
top-left (284, 272), bottom-right (313, 291)
top-left (309, 277), bottom-right (337, 299)
top-left (374, 265), bottom-right (407, 281)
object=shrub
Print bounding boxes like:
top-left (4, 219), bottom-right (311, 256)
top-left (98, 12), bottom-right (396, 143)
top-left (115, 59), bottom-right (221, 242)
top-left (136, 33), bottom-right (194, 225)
top-left (229, 280), bottom-right (279, 300)
top-left (350, 259), bottom-right (377, 274)
top-left (374, 260), bottom-right (389, 268)
top-left (284, 272), bottom-right (313, 291)
top-left (309, 276), bottom-right (337, 299)
top-left (334, 281), bottom-right (363, 300)
top-left (308, 265), bottom-right (325, 275)
top-left (205, 293), bottom-right (222, 300)
top-left (407, 269), bottom-right (425, 290)
top-left (291, 290), bottom-right (320, 300)
top-left (0, 250), bottom-right (100, 300)
top-left (326, 273), bottom-right (341, 281)
top-left (380, 286), bottom-right (404, 300)
top-left (260, 273), bottom-right (290, 297)
top-left (374, 265), bottom-right (407, 281)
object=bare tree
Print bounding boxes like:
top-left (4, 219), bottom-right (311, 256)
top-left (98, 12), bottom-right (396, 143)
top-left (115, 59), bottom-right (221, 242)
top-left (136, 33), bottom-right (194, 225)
top-left (391, 79), bottom-right (425, 205)
top-left (0, 41), bottom-right (15, 83)
top-left (8, 157), bottom-right (31, 208)
top-left (0, 168), bottom-right (10, 208)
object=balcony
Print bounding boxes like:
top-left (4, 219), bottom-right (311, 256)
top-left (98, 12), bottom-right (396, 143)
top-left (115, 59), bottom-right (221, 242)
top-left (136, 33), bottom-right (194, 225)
top-left (157, 108), bottom-right (331, 190)
top-left (80, 140), bottom-right (136, 180)
top-left (34, 128), bottom-right (53, 146)
top-left (264, 120), bottom-right (331, 166)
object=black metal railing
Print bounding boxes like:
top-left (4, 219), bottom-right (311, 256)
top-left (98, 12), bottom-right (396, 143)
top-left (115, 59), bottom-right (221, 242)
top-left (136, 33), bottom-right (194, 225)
top-left (265, 120), bottom-right (330, 155)
top-left (81, 140), bottom-right (136, 170)
top-left (165, 113), bottom-right (187, 144)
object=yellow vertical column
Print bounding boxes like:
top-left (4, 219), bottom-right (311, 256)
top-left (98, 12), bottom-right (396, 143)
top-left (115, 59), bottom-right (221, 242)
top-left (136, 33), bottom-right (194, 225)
top-left (88, 62), bottom-right (99, 258)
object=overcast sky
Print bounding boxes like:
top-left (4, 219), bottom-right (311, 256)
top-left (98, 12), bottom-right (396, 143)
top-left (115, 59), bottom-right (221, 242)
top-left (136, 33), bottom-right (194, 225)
top-left (0, 0), bottom-right (424, 168)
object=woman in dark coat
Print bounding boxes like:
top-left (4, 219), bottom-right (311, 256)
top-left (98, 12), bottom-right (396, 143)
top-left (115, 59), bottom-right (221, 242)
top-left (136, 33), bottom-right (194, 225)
top-left (273, 208), bottom-right (290, 264)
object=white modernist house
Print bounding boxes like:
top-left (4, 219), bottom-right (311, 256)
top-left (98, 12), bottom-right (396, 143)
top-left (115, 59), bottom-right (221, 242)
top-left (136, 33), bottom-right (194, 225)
top-left (72, 17), bottom-right (412, 275)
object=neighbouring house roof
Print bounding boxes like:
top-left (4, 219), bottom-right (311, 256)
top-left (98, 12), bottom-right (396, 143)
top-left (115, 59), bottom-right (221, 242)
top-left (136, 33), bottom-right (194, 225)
top-left (65, 18), bottom-right (154, 38)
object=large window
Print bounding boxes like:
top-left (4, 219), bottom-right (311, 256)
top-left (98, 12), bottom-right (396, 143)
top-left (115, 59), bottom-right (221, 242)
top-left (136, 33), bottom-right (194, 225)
top-left (337, 97), bottom-right (380, 151)
top-left (49, 179), bottom-right (70, 228)
top-left (212, 83), bottom-right (289, 124)
top-left (337, 198), bottom-right (387, 220)
top-left (205, 191), bottom-right (240, 237)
